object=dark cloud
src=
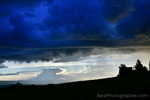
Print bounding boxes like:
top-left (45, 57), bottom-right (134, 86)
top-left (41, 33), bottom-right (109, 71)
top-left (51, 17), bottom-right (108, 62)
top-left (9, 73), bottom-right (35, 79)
top-left (0, 0), bottom-right (42, 18)
top-left (116, 0), bottom-right (150, 38)
top-left (0, 64), bottom-right (7, 69)
top-left (120, 34), bottom-right (150, 46)
top-left (0, 0), bottom-right (41, 5)
top-left (0, 0), bottom-right (51, 47)
top-left (0, 47), bottom-right (92, 63)
top-left (0, 38), bottom-right (120, 63)
top-left (24, 13), bottom-right (36, 18)
top-left (102, 0), bottom-right (135, 22)
top-left (0, 0), bottom-right (150, 63)
top-left (0, 0), bottom-right (53, 7)
top-left (9, 14), bottom-right (33, 42)
top-left (41, 0), bottom-right (108, 40)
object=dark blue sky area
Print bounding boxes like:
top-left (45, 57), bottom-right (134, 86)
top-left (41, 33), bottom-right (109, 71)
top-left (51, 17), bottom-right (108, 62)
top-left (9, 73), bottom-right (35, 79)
top-left (0, 0), bottom-right (150, 62)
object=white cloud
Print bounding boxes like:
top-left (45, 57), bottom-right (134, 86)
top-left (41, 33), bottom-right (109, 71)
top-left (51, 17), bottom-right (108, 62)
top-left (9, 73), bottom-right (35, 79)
top-left (0, 72), bottom-right (40, 81)
top-left (23, 68), bottom-right (70, 85)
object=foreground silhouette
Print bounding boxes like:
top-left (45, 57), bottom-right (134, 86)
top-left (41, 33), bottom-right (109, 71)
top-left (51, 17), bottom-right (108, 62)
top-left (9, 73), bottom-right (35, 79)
top-left (0, 60), bottom-right (150, 100)
top-left (118, 59), bottom-right (149, 77)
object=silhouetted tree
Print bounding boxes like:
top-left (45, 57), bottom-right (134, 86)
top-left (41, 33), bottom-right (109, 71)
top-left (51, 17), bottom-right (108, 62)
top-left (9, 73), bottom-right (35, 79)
top-left (135, 59), bottom-right (143, 70)
top-left (149, 61), bottom-right (150, 70)
top-left (134, 59), bottom-right (148, 72)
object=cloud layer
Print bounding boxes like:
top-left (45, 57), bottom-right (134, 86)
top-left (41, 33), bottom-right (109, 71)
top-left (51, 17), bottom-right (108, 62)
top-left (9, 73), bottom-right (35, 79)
top-left (0, 0), bottom-right (150, 63)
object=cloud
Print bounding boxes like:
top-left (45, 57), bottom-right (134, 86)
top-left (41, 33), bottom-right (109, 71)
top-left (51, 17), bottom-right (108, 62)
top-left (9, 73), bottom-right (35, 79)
top-left (1, 46), bottom-right (150, 84)
top-left (23, 66), bottom-right (115, 84)
top-left (0, 0), bottom-right (150, 63)
top-left (102, 0), bottom-right (135, 22)
top-left (0, 0), bottom-right (41, 5)
top-left (116, 0), bottom-right (150, 38)
top-left (25, 13), bottom-right (36, 18)
top-left (0, 65), bottom-right (7, 69)
top-left (0, 0), bottom-right (44, 18)
top-left (0, 0), bottom-right (53, 45)
top-left (0, 0), bottom-right (149, 43)
top-left (0, 71), bottom-right (38, 76)
top-left (41, 0), bottom-right (108, 40)
top-left (67, 65), bottom-right (115, 81)
top-left (0, 47), bottom-right (92, 63)
top-left (0, 45), bottom-right (150, 64)
top-left (1, 0), bottom-right (150, 84)
top-left (8, 14), bottom-right (34, 42)
top-left (0, 72), bottom-right (19, 76)
top-left (28, 68), bottom-right (69, 84)
top-left (120, 34), bottom-right (150, 46)
top-left (0, 0), bottom-right (53, 7)
top-left (0, 60), bottom-right (7, 69)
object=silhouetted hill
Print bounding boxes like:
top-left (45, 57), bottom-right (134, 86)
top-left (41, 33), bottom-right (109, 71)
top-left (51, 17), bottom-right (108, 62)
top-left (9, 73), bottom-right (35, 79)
top-left (0, 71), bottom-right (150, 100)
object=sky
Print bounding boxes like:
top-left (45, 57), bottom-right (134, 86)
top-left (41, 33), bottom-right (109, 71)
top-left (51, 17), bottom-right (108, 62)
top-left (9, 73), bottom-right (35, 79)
top-left (0, 0), bottom-right (150, 85)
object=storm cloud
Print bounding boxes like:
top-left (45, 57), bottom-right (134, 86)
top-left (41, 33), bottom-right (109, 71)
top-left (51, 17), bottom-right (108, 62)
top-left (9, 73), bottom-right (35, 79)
top-left (102, 0), bottom-right (135, 22)
top-left (0, 0), bottom-right (150, 63)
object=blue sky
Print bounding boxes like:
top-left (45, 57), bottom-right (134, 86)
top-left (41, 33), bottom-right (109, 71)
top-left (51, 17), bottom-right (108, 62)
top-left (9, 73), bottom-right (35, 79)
top-left (0, 0), bottom-right (150, 84)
